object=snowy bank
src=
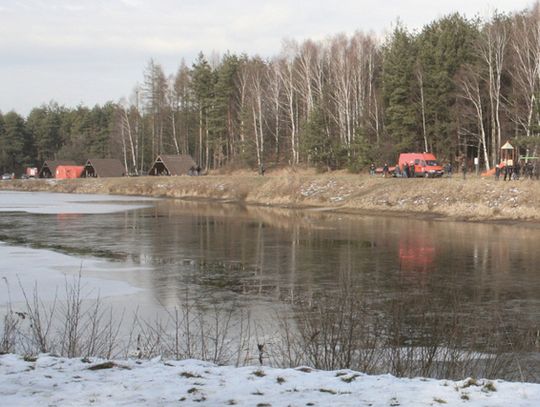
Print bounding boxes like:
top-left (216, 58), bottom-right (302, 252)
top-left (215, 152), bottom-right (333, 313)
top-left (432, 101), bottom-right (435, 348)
top-left (1, 354), bottom-right (539, 406)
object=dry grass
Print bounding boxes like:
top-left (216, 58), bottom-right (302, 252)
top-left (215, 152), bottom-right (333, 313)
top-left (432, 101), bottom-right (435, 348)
top-left (2, 171), bottom-right (540, 222)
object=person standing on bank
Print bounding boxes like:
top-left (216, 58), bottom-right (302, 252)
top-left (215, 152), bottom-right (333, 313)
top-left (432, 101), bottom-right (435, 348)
top-left (504, 158), bottom-right (513, 181)
top-left (383, 163), bottom-right (389, 178)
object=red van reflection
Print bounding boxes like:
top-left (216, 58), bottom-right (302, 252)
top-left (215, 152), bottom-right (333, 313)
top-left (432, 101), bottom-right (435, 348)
top-left (399, 238), bottom-right (435, 274)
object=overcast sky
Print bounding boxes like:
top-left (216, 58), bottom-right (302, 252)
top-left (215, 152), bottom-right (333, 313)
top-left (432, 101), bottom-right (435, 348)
top-left (0, 0), bottom-right (534, 116)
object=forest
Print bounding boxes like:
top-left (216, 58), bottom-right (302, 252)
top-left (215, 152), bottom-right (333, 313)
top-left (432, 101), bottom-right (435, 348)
top-left (1, 3), bottom-right (540, 175)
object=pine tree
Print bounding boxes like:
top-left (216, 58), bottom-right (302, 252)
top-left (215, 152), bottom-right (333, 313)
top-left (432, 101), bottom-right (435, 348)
top-left (417, 14), bottom-right (479, 157)
top-left (191, 53), bottom-right (215, 168)
top-left (0, 111), bottom-right (30, 173)
top-left (382, 25), bottom-right (420, 152)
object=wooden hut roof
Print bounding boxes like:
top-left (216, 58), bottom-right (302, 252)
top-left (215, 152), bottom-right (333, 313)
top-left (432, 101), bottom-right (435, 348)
top-left (150, 154), bottom-right (197, 176)
top-left (39, 160), bottom-right (77, 178)
top-left (85, 158), bottom-right (125, 177)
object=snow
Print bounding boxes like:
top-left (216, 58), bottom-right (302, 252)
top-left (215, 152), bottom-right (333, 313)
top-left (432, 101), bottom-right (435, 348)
top-left (0, 354), bottom-right (538, 407)
top-left (0, 191), bottom-right (155, 214)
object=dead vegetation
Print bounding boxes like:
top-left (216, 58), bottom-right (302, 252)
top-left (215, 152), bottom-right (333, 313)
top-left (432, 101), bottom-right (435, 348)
top-left (2, 274), bottom-right (538, 383)
top-left (2, 171), bottom-right (539, 222)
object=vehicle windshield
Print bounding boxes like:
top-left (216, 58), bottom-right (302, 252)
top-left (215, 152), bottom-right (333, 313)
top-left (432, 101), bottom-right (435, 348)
top-left (426, 160), bottom-right (439, 166)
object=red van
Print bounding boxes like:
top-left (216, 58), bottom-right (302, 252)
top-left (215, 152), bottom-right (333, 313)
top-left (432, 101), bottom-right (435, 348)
top-left (397, 153), bottom-right (444, 178)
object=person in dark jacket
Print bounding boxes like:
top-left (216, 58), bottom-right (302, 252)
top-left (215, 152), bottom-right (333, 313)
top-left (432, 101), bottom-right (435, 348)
top-left (504, 162), bottom-right (513, 181)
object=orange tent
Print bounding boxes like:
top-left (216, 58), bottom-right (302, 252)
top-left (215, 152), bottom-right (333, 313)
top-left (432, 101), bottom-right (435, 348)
top-left (55, 165), bottom-right (84, 179)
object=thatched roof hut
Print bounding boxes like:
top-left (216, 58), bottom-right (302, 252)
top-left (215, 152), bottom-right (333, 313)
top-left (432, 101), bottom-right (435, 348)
top-left (84, 158), bottom-right (125, 178)
top-left (148, 155), bottom-right (198, 176)
top-left (39, 160), bottom-right (77, 178)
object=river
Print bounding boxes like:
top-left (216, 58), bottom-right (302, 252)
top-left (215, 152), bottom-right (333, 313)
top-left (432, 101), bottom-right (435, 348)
top-left (1, 191), bottom-right (539, 381)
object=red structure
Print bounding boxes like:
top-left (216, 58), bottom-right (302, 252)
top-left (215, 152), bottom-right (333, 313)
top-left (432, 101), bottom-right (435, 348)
top-left (55, 166), bottom-right (84, 179)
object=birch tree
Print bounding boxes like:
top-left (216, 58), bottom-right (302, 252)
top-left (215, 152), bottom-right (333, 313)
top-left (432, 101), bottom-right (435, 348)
top-left (479, 15), bottom-right (508, 165)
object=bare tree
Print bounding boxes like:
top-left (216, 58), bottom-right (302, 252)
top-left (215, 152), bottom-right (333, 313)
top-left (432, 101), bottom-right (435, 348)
top-left (416, 64), bottom-right (429, 153)
top-left (267, 60), bottom-right (283, 161)
top-left (277, 45), bottom-right (299, 165)
top-left (248, 58), bottom-right (268, 171)
top-left (479, 15), bottom-right (508, 165)
top-left (458, 66), bottom-right (491, 170)
top-left (142, 59), bottom-right (168, 158)
top-left (509, 4), bottom-right (540, 139)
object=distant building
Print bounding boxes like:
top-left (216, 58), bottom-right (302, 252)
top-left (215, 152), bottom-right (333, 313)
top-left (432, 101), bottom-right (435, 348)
top-left (148, 155), bottom-right (198, 176)
top-left (84, 158), bottom-right (125, 178)
top-left (25, 167), bottom-right (38, 178)
top-left (55, 165), bottom-right (84, 179)
top-left (39, 160), bottom-right (77, 178)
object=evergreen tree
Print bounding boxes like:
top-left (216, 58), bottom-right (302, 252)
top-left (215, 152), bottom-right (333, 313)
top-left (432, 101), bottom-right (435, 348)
top-left (301, 106), bottom-right (343, 170)
top-left (382, 25), bottom-right (420, 152)
top-left (211, 53), bottom-right (240, 166)
top-left (26, 104), bottom-right (62, 162)
top-left (417, 14), bottom-right (479, 157)
top-left (191, 53), bottom-right (215, 168)
top-left (172, 60), bottom-right (195, 156)
top-left (0, 111), bottom-right (30, 173)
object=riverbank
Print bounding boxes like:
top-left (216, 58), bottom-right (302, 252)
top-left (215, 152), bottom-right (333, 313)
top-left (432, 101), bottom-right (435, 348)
top-left (1, 169), bottom-right (539, 222)
top-left (1, 354), bottom-right (539, 406)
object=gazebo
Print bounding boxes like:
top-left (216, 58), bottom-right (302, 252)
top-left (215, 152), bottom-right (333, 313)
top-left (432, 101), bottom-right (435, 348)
top-left (501, 141), bottom-right (515, 166)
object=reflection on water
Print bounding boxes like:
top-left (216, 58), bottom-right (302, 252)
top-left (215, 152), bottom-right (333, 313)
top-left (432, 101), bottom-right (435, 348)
top-left (1, 196), bottom-right (539, 378)
top-left (2, 198), bottom-right (539, 309)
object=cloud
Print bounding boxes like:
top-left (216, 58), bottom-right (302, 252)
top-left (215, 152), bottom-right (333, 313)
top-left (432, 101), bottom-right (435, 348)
top-left (0, 0), bottom-right (534, 114)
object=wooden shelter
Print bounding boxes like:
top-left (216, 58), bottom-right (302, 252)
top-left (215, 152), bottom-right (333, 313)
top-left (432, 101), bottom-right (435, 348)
top-left (148, 154), bottom-right (198, 176)
top-left (39, 160), bottom-right (76, 178)
top-left (84, 158), bottom-right (125, 178)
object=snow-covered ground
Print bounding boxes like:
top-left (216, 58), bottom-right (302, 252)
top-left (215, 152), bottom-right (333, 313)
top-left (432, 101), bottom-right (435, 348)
top-left (0, 354), bottom-right (538, 407)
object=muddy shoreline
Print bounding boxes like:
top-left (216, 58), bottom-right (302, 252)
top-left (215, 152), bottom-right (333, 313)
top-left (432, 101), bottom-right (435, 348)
top-left (1, 171), bottom-right (539, 225)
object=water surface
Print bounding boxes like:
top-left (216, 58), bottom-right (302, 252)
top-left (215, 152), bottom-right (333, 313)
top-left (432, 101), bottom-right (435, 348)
top-left (1, 191), bottom-right (539, 379)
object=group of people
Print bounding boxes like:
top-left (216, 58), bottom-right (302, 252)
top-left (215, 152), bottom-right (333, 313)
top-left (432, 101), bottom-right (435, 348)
top-left (394, 162), bottom-right (415, 178)
top-left (369, 159), bottom-right (538, 180)
top-left (495, 160), bottom-right (537, 181)
top-left (370, 162), bottom-right (418, 178)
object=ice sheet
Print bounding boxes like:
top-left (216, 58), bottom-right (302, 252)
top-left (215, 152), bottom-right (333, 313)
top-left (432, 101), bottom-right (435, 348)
top-left (0, 243), bottom-right (143, 307)
top-left (0, 191), bottom-right (155, 214)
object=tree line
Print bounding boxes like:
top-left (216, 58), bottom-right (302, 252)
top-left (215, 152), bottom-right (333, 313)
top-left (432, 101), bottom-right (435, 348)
top-left (1, 3), bottom-right (540, 175)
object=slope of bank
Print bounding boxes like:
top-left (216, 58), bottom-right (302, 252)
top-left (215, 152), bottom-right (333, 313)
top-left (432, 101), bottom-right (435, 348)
top-left (1, 170), bottom-right (539, 222)
top-left (1, 354), bottom-right (539, 406)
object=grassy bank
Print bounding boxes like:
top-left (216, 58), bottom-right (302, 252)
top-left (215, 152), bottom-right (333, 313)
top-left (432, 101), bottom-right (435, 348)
top-left (1, 169), bottom-right (539, 222)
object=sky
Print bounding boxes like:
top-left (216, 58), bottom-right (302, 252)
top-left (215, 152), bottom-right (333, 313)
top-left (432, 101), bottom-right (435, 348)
top-left (0, 0), bottom-right (535, 116)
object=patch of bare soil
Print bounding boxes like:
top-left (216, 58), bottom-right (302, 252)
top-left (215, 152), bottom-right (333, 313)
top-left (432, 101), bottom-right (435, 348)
top-left (2, 170), bottom-right (539, 223)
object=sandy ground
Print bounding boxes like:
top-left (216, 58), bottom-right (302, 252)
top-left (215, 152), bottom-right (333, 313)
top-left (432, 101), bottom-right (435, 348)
top-left (1, 169), bottom-right (539, 223)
